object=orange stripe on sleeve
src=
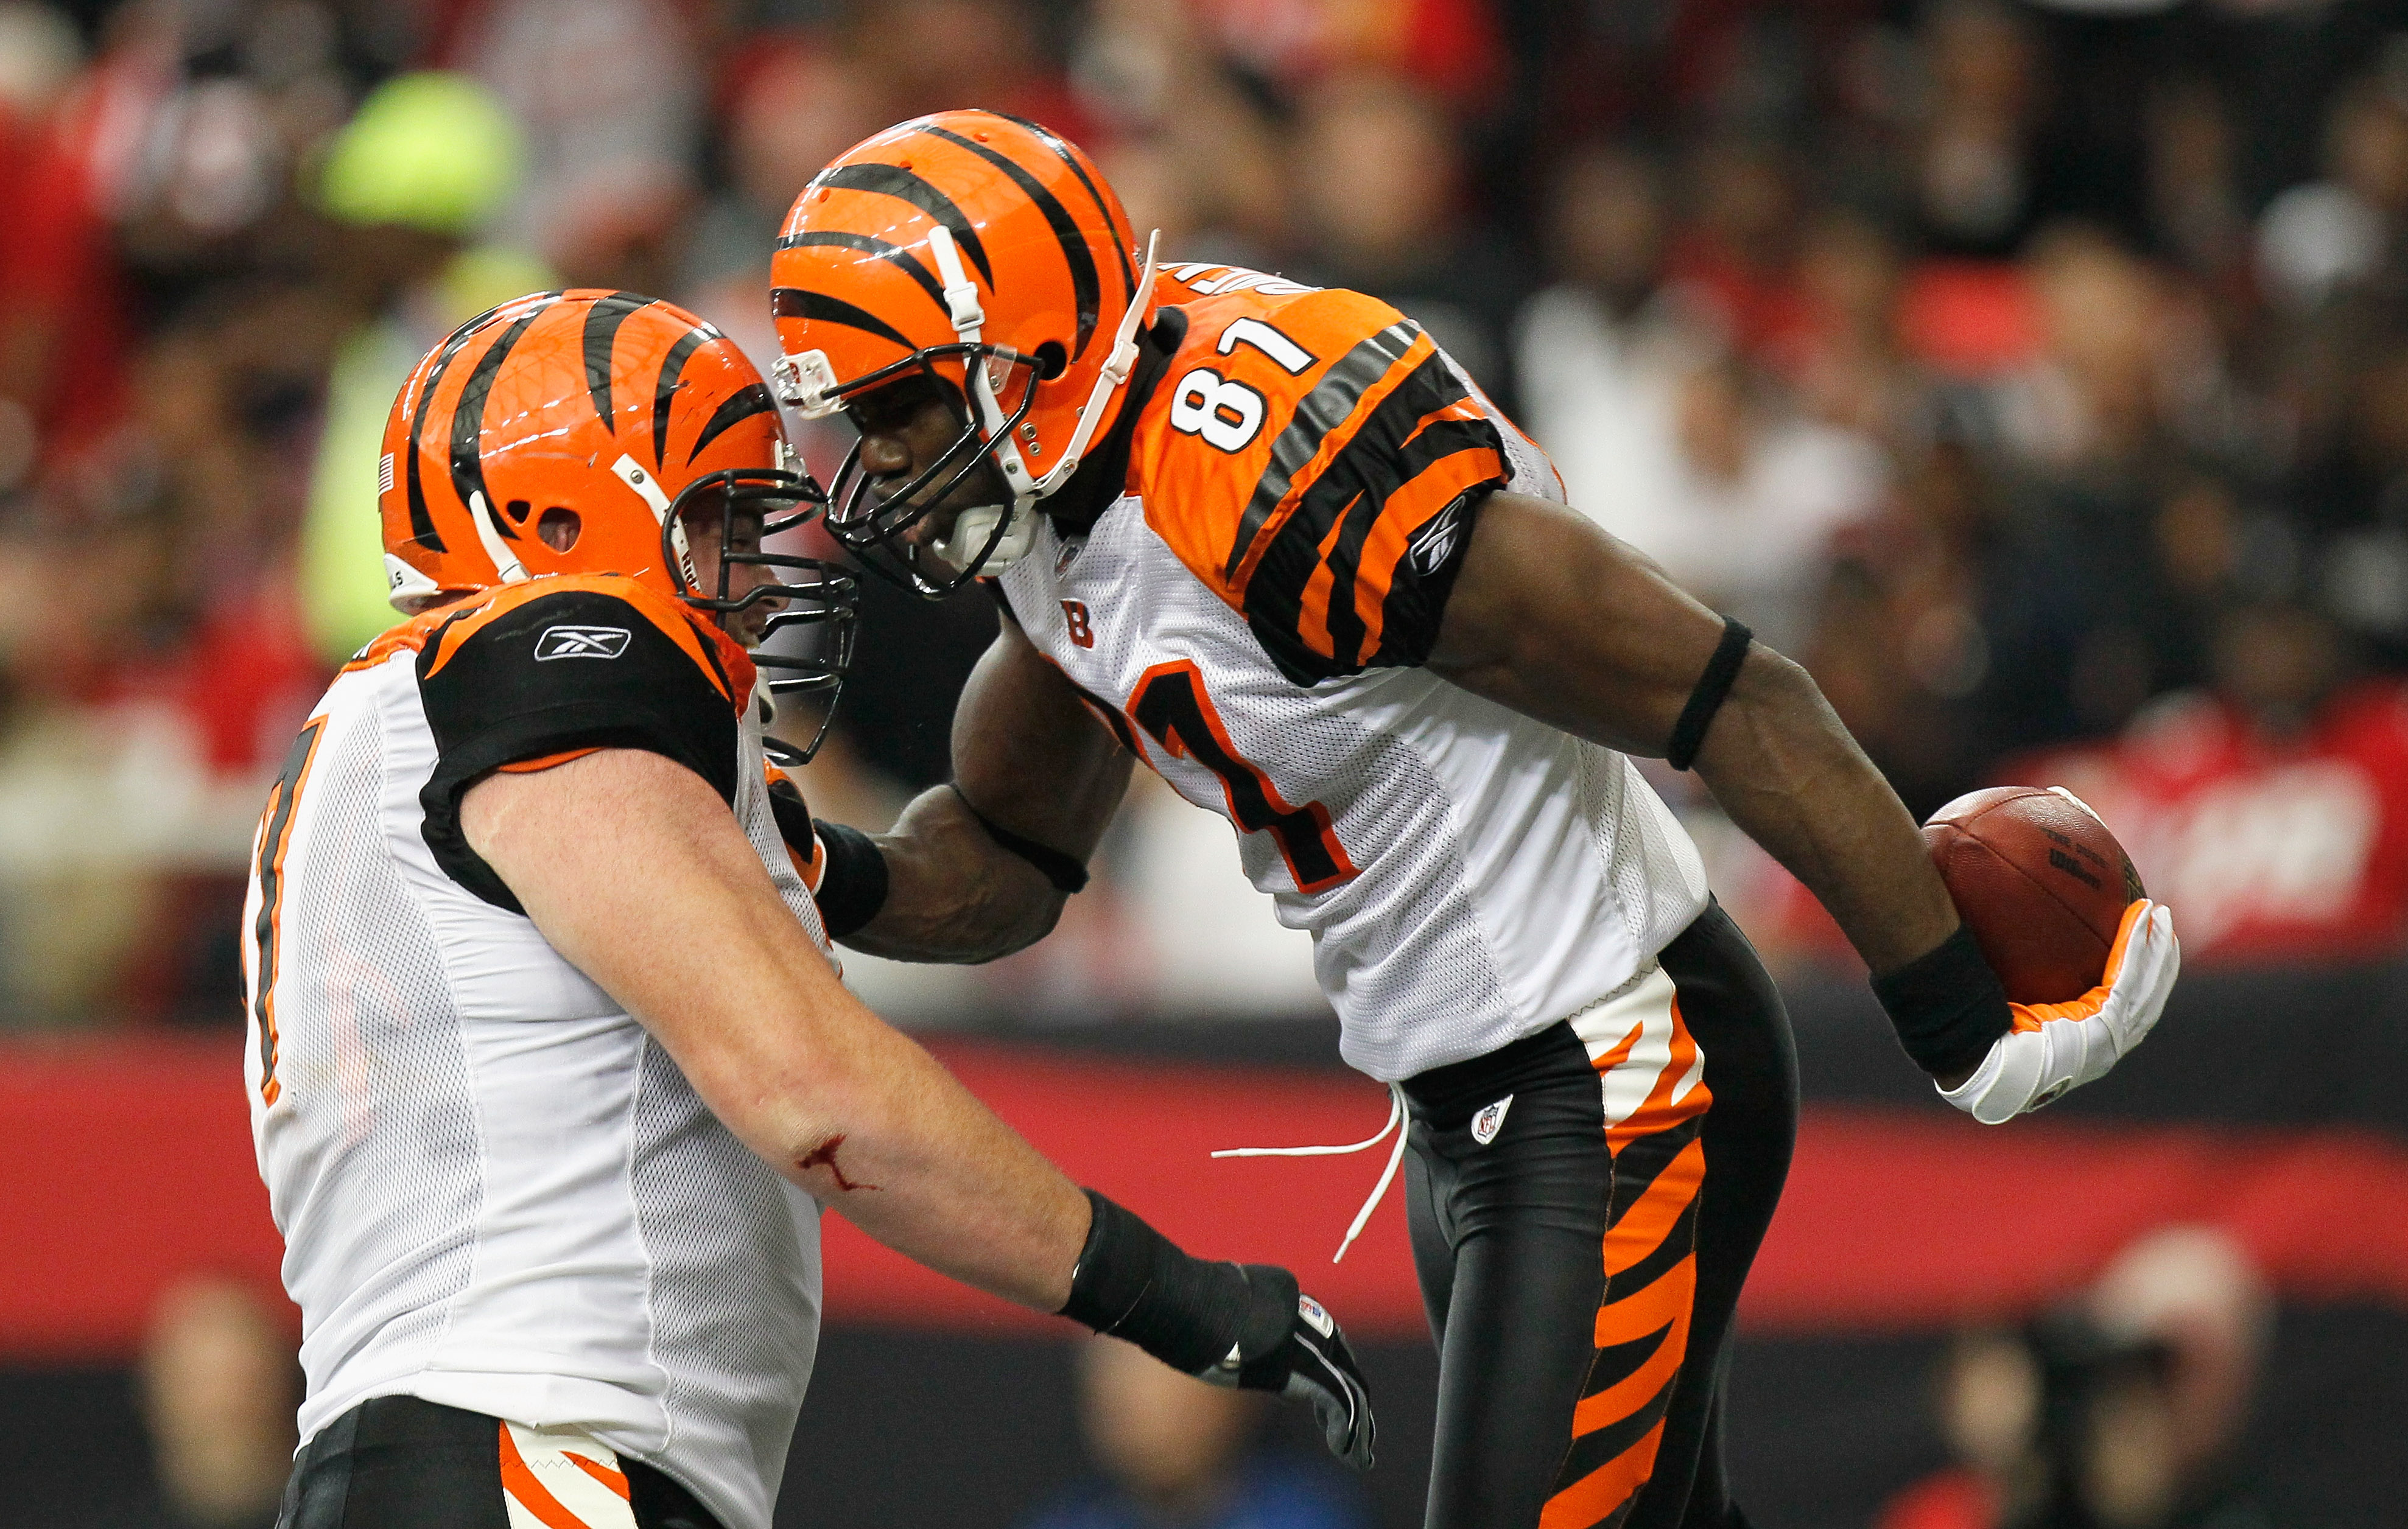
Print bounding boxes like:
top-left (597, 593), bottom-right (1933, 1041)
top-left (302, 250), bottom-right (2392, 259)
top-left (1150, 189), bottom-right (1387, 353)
top-left (1346, 437), bottom-right (1509, 657)
top-left (492, 747), bottom-right (603, 775)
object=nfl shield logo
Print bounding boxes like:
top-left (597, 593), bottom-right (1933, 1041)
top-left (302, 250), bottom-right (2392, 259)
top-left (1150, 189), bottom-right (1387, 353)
top-left (1472, 1094), bottom-right (1513, 1146)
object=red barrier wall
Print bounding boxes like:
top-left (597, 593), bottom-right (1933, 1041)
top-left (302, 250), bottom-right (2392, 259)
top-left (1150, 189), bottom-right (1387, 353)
top-left (5, 1034), bottom-right (2406, 1360)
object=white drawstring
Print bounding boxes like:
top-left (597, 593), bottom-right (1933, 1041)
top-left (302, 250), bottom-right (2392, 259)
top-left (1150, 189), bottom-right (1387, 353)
top-left (1212, 1082), bottom-right (1408, 1264)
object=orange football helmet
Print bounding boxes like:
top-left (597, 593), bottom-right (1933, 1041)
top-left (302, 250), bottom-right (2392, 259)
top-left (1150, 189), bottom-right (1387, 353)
top-left (768, 110), bottom-right (1159, 595)
top-left (381, 289), bottom-right (857, 731)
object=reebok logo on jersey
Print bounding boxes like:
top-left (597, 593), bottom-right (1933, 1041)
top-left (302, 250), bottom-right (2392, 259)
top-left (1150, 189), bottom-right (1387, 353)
top-left (1297, 1294), bottom-right (1336, 1339)
top-left (1407, 499), bottom-right (1467, 578)
top-left (1472, 1094), bottom-right (1513, 1146)
top-left (533, 625), bottom-right (633, 661)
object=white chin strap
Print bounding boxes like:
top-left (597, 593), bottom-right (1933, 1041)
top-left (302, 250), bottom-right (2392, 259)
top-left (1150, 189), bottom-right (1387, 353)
top-left (927, 503), bottom-right (1037, 573)
top-left (919, 225), bottom-right (1159, 575)
top-left (467, 489), bottom-right (528, 585)
top-left (611, 454), bottom-right (701, 590)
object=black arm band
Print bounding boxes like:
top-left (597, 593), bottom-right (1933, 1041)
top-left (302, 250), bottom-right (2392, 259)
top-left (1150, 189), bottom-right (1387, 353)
top-left (809, 819), bottom-right (890, 939)
top-left (1665, 618), bottom-right (1754, 771)
top-left (951, 785), bottom-right (1090, 894)
top-left (1870, 924), bottom-right (2015, 1076)
top-left (1058, 1190), bottom-right (1289, 1375)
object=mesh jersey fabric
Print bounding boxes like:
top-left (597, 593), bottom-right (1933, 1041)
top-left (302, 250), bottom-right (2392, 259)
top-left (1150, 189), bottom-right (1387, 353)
top-left (997, 269), bottom-right (1710, 1082)
top-left (242, 578), bottom-right (827, 1529)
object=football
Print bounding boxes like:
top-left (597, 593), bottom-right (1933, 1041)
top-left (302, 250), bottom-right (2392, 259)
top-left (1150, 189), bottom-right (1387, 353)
top-left (1923, 786), bottom-right (2146, 1006)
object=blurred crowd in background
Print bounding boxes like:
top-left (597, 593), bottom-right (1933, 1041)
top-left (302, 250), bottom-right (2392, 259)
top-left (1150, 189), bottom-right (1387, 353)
top-left (5, 0), bottom-right (2408, 1031)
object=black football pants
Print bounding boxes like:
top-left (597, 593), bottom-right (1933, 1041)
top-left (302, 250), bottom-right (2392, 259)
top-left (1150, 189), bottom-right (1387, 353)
top-left (278, 1396), bottom-right (726, 1529)
top-left (1402, 900), bottom-right (1799, 1529)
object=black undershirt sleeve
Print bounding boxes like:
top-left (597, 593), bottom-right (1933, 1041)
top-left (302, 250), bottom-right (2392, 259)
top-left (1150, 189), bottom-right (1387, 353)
top-left (416, 588), bottom-right (740, 913)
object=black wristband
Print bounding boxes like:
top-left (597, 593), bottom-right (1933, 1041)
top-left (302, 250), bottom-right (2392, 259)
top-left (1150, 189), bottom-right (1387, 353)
top-left (1871, 924), bottom-right (2014, 1076)
top-left (1665, 618), bottom-right (1753, 771)
top-left (952, 785), bottom-right (1090, 894)
top-left (1058, 1190), bottom-right (1288, 1376)
top-left (809, 819), bottom-right (890, 939)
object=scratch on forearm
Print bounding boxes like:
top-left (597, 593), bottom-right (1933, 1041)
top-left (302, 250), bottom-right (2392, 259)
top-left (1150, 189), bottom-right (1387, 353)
top-left (798, 1133), bottom-right (880, 1192)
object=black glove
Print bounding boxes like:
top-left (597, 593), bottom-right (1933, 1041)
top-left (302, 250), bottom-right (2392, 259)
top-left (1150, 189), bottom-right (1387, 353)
top-left (1196, 1264), bottom-right (1375, 1469)
top-left (1058, 1191), bottom-right (1377, 1470)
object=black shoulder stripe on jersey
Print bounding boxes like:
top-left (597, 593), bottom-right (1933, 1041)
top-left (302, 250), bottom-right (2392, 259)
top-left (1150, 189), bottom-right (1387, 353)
top-left (581, 292), bottom-right (653, 427)
top-left (1315, 418), bottom-right (1494, 665)
top-left (449, 306), bottom-right (550, 540)
top-left (916, 123), bottom-right (1100, 360)
top-left (651, 328), bottom-right (709, 470)
top-left (1223, 321), bottom-right (1420, 584)
top-left (988, 110), bottom-right (1136, 301)
top-left (1243, 350), bottom-right (1470, 644)
top-left (1243, 354), bottom-right (1504, 680)
top-left (1368, 480), bottom-right (1498, 668)
top-left (687, 384), bottom-right (775, 464)
top-left (771, 287), bottom-right (915, 351)
top-left (807, 162), bottom-right (994, 287)
top-left (1323, 416), bottom-right (1500, 670)
top-left (776, 229), bottom-right (952, 321)
top-left (415, 588), bottom-right (741, 913)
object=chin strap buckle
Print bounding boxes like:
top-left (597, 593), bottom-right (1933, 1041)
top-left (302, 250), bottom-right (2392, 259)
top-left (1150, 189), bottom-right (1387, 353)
top-left (927, 225), bottom-right (986, 339)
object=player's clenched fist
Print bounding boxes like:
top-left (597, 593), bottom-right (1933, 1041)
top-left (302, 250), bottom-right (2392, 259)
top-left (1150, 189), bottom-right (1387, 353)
top-left (1939, 900), bottom-right (2180, 1125)
top-left (1059, 1191), bottom-right (1377, 1469)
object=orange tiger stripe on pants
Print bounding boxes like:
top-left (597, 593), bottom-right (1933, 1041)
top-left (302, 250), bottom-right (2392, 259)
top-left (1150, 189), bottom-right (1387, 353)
top-left (498, 1419), bottom-right (637, 1529)
top-left (1540, 973), bottom-right (1716, 1529)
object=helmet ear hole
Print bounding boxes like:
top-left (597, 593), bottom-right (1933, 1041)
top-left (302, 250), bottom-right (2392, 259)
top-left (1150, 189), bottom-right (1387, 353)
top-left (1033, 341), bottom-right (1068, 380)
top-left (537, 506), bottom-right (581, 553)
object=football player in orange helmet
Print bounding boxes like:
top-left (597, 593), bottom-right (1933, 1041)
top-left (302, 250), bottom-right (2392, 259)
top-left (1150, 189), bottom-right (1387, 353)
top-left (773, 114), bottom-right (2177, 1529)
top-left (254, 288), bottom-right (1372, 1529)
top-left (768, 112), bottom-right (1158, 593)
top-left (381, 287), bottom-right (857, 740)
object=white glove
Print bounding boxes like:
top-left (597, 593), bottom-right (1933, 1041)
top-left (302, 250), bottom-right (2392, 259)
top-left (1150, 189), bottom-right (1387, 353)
top-left (1940, 900), bottom-right (2180, 1125)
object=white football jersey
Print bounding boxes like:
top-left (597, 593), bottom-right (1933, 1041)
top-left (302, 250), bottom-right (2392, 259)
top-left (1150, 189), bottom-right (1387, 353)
top-left (996, 270), bottom-right (1711, 1082)
top-left (241, 573), bottom-right (828, 1529)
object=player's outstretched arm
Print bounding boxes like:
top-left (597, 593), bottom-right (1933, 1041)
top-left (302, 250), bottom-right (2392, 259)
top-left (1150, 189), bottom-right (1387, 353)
top-left (1428, 491), bottom-right (2001, 1082)
top-left (837, 613), bottom-right (1134, 963)
top-left (460, 749), bottom-right (1372, 1464)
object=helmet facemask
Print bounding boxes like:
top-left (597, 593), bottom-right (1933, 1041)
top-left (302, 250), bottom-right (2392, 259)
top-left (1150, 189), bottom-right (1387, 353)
top-left (663, 464), bottom-right (860, 762)
top-left (790, 343), bottom-right (1048, 598)
top-left (774, 227), bottom-right (1160, 600)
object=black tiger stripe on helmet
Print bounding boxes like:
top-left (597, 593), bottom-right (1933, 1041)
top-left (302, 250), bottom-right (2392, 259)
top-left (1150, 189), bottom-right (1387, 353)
top-left (581, 290), bottom-right (657, 425)
top-left (915, 121), bottom-right (1102, 359)
top-left (770, 111), bottom-right (1159, 597)
top-left (381, 289), bottom-right (819, 605)
top-left (449, 301), bottom-right (557, 538)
